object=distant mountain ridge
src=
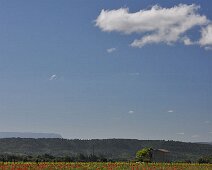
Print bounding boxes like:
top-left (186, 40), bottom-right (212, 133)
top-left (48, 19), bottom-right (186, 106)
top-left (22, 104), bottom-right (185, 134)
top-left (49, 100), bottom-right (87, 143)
top-left (0, 132), bottom-right (62, 138)
top-left (197, 142), bottom-right (212, 145)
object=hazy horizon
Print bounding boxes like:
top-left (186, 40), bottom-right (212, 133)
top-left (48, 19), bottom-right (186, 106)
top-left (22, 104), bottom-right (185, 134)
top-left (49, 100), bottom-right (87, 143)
top-left (0, 131), bottom-right (211, 143)
top-left (0, 0), bottom-right (211, 143)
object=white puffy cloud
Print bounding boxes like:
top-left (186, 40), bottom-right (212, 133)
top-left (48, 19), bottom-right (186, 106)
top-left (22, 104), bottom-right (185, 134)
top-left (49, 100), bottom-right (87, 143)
top-left (49, 74), bottom-right (57, 80)
top-left (96, 4), bottom-right (209, 47)
top-left (107, 47), bottom-right (116, 53)
top-left (199, 24), bottom-right (212, 46)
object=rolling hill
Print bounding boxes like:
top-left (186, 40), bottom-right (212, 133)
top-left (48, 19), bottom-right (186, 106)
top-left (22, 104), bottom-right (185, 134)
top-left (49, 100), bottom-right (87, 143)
top-left (0, 138), bottom-right (212, 161)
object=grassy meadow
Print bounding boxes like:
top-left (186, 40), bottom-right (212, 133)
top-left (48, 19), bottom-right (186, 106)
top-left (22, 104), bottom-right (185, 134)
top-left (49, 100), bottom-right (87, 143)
top-left (0, 162), bottom-right (212, 170)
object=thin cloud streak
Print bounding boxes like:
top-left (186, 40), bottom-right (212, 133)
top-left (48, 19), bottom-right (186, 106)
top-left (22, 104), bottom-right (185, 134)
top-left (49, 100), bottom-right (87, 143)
top-left (168, 110), bottom-right (174, 113)
top-left (205, 120), bottom-right (210, 124)
top-left (191, 134), bottom-right (200, 138)
top-left (128, 72), bottom-right (140, 76)
top-left (128, 110), bottom-right (134, 114)
top-left (204, 46), bottom-right (212, 50)
top-left (176, 132), bottom-right (185, 135)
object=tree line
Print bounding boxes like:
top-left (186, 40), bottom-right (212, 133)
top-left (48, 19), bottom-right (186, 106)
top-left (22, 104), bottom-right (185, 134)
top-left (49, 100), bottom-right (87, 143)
top-left (0, 154), bottom-right (108, 163)
top-left (0, 151), bottom-right (211, 163)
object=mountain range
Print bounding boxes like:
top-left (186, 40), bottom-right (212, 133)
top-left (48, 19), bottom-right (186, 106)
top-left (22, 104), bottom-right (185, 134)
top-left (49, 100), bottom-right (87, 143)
top-left (0, 132), bottom-right (62, 139)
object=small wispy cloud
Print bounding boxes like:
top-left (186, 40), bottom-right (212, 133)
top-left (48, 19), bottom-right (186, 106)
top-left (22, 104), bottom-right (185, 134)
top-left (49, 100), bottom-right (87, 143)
top-left (168, 110), bottom-right (174, 113)
top-left (182, 36), bottom-right (197, 45)
top-left (49, 74), bottom-right (57, 80)
top-left (204, 120), bottom-right (210, 124)
top-left (129, 72), bottom-right (140, 76)
top-left (208, 132), bottom-right (212, 134)
top-left (128, 110), bottom-right (134, 114)
top-left (176, 132), bottom-right (185, 135)
top-left (191, 134), bottom-right (200, 138)
top-left (199, 24), bottom-right (212, 47)
top-left (107, 47), bottom-right (116, 53)
top-left (204, 46), bottom-right (212, 50)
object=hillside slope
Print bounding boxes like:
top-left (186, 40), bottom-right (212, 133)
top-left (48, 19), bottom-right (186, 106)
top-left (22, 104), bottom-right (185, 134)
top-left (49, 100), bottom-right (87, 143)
top-left (0, 138), bottom-right (211, 161)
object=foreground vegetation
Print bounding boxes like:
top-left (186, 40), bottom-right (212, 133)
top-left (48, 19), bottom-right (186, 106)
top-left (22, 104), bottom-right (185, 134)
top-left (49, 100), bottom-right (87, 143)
top-left (0, 162), bottom-right (212, 170)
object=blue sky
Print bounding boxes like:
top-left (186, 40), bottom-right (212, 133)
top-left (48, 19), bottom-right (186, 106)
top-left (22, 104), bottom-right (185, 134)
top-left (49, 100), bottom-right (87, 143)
top-left (0, 0), bottom-right (212, 142)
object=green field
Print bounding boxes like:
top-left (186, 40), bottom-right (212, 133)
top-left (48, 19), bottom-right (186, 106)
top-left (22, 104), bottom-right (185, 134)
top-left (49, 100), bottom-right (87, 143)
top-left (0, 162), bottom-right (212, 170)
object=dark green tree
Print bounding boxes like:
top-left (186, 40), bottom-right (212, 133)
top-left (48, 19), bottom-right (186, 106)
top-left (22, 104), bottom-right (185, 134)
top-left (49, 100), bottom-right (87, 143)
top-left (136, 147), bottom-right (152, 162)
